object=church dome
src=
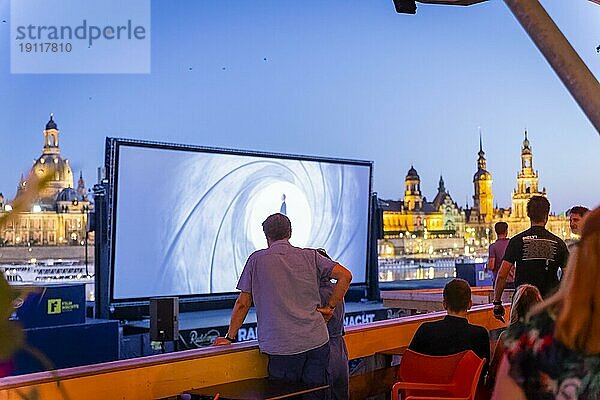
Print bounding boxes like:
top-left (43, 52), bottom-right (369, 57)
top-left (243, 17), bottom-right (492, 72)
top-left (56, 187), bottom-right (83, 203)
top-left (30, 154), bottom-right (74, 200)
top-left (406, 166), bottom-right (420, 180)
top-left (46, 114), bottom-right (57, 130)
top-left (25, 114), bottom-right (75, 201)
top-left (473, 169), bottom-right (491, 181)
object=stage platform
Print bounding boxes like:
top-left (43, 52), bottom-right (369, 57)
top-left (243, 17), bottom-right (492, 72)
top-left (123, 301), bottom-right (395, 341)
top-left (117, 279), bottom-right (495, 357)
top-left (123, 300), bottom-right (404, 351)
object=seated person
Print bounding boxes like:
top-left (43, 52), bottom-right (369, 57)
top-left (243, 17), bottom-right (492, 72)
top-left (408, 278), bottom-right (490, 374)
top-left (487, 284), bottom-right (542, 388)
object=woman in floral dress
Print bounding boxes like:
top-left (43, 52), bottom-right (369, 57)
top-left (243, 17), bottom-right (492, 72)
top-left (492, 206), bottom-right (600, 400)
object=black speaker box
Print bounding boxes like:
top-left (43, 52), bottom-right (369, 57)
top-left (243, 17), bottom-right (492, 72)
top-left (150, 297), bottom-right (179, 342)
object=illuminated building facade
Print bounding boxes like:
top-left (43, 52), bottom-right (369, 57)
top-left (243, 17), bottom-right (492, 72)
top-left (0, 115), bottom-right (92, 246)
top-left (380, 131), bottom-right (571, 257)
top-left (379, 169), bottom-right (466, 257)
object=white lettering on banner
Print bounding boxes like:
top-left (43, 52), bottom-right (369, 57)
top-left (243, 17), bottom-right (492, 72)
top-left (188, 329), bottom-right (221, 347)
top-left (237, 326), bottom-right (258, 342)
top-left (344, 313), bottom-right (375, 326)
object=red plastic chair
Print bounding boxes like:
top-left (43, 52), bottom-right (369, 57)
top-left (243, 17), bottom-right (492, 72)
top-left (391, 350), bottom-right (486, 400)
top-left (0, 359), bottom-right (13, 378)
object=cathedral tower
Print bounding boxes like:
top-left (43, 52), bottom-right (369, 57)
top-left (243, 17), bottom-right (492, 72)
top-left (511, 131), bottom-right (545, 219)
top-left (472, 134), bottom-right (494, 223)
top-left (404, 166), bottom-right (422, 211)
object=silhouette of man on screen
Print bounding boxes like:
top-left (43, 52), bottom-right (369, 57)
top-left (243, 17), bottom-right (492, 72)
top-left (280, 193), bottom-right (287, 215)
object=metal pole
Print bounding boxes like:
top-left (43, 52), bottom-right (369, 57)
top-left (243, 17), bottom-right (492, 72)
top-left (503, 0), bottom-right (600, 134)
top-left (84, 206), bottom-right (89, 276)
top-left (85, 230), bottom-right (89, 276)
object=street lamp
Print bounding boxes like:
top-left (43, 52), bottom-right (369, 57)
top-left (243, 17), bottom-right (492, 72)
top-left (81, 204), bottom-right (90, 277)
top-left (71, 198), bottom-right (90, 277)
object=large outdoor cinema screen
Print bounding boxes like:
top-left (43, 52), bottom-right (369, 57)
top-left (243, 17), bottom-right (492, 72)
top-left (109, 139), bottom-right (372, 301)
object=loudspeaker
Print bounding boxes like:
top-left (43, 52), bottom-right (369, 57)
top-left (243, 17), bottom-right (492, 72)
top-left (150, 297), bottom-right (179, 342)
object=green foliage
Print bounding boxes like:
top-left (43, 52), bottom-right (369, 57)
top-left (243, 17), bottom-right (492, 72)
top-left (0, 274), bottom-right (23, 360)
top-left (0, 167), bottom-right (72, 399)
top-left (0, 168), bottom-right (56, 361)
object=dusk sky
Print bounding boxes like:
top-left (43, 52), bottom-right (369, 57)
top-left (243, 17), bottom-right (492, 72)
top-left (0, 0), bottom-right (598, 213)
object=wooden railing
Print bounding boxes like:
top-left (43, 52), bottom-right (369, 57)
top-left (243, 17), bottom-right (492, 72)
top-left (0, 304), bottom-right (508, 400)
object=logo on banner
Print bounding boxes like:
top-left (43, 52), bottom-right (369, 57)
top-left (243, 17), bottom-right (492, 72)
top-left (47, 299), bottom-right (62, 314)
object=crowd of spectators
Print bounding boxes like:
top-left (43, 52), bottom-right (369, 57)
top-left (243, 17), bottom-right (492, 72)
top-left (216, 198), bottom-right (598, 400)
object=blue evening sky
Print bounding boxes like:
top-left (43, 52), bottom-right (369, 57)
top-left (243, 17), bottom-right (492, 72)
top-left (0, 0), bottom-right (598, 212)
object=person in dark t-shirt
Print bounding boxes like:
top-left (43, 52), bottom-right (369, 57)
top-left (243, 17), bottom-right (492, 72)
top-left (492, 196), bottom-right (568, 321)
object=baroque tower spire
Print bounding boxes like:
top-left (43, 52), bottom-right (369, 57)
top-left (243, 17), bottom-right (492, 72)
top-left (521, 129), bottom-right (533, 170)
top-left (77, 171), bottom-right (86, 198)
top-left (477, 130), bottom-right (487, 171)
top-left (43, 113), bottom-right (60, 155)
top-left (404, 165), bottom-right (422, 211)
top-left (472, 132), bottom-right (494, 223)
top-left (511, 130), bottom-right (543, 219)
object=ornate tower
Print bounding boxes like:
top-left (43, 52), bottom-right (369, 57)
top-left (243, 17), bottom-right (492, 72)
top-left (43, 114), bottom-right (60, 154)
top-left (29, 114), bottom-right (74, 203)
top-left (511, 130), bottom-right (545, 219)
top-left (437, 175), bottom-right (446, 194)
top-left (77, 171), bottom-right (87, 199)
top-left (404, 166), bottom-right (422, 211)
top-left (472, 134), bottom-right (494, 223)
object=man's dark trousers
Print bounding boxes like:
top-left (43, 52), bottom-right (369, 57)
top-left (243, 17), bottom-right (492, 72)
top-left (267, 342), bottom-right (330, 400)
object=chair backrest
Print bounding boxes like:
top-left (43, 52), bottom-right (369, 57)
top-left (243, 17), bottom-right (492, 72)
top-left (450, 350), bottom-right (486, 398)
top-left (398, 349), bottom-right (467, 384)
top-left (398, 350), bottom-right (485, 398)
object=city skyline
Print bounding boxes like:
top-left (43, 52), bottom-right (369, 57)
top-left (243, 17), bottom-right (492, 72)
top-left (0, 117), bottom-right (589, 215)
top-left (0, 0), bottom-right (598, 213)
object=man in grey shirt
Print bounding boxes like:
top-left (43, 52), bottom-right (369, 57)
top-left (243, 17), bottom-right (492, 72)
top-left (487, 222), bottom-right (513, 288)
top-left (214, 213), bottom-right (353, 397)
